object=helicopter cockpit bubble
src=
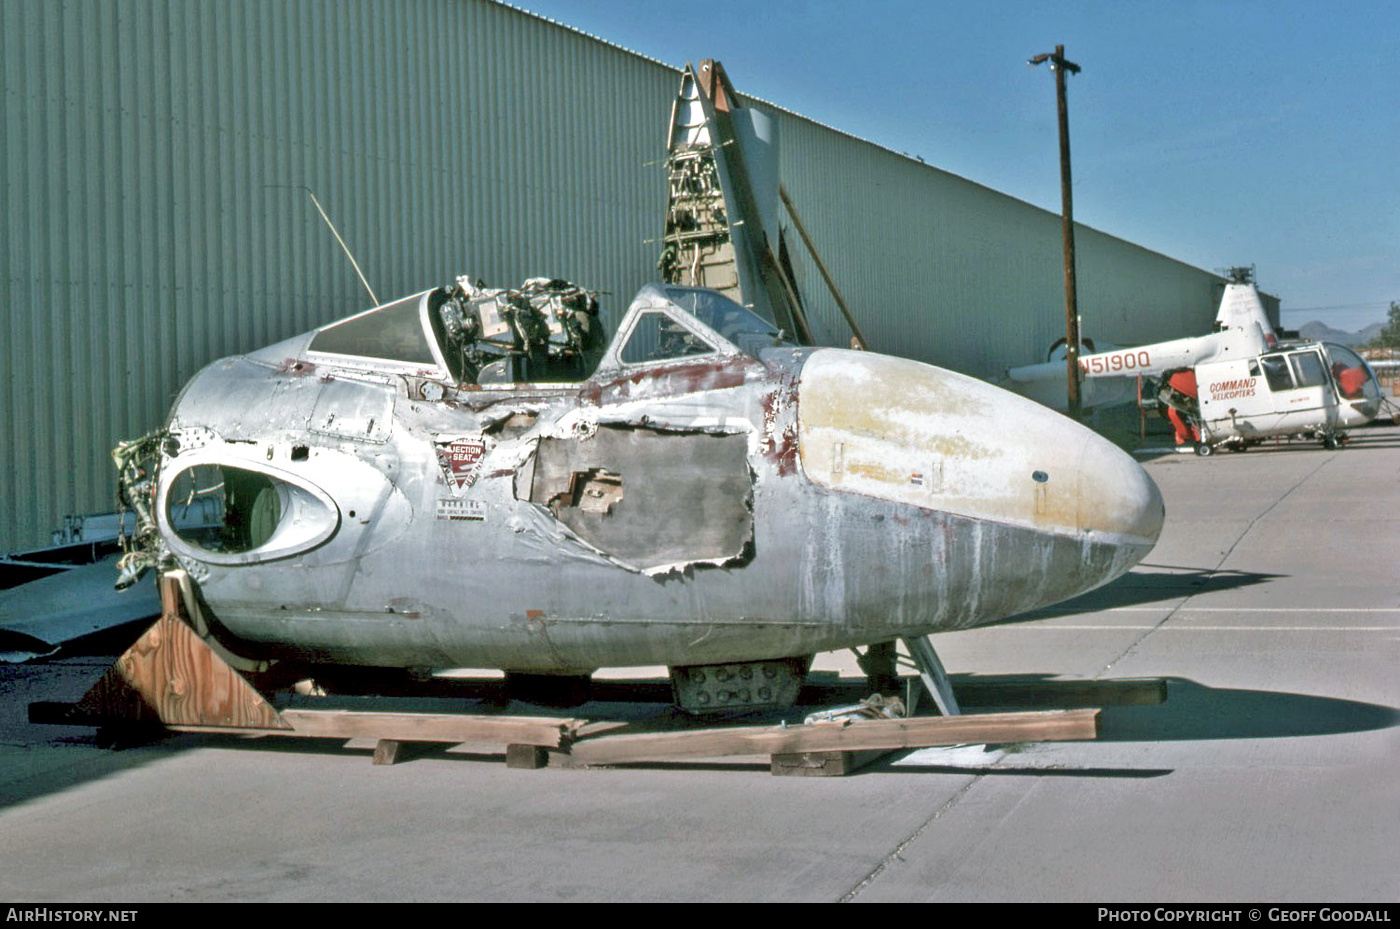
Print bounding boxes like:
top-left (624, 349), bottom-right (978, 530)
top-left (1323, 342), bottom-right (1382, 414)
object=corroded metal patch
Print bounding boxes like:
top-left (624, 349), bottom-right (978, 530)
top-left (797, 349), bottom-right (1162, 545)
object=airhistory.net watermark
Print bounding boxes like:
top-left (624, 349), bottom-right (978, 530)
top-left (5, 911), bottom-right (136, 922)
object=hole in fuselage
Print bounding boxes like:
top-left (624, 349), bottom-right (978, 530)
top-left (166, 464), bottom-right (283, 554)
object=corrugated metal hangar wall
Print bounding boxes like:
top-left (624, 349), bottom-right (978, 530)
top-left (0, 0), bottom-right (1250, 551)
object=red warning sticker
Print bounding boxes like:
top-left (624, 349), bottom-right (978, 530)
top-left (435, 435), bottom-right (487, 494)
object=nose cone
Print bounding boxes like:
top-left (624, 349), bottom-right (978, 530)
top-left (1074, 427), bottom-right (1165, 546)
top-left (797, 349), bottom-right (1163, 572)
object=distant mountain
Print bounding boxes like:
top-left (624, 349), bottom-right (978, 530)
top-left (1296, 321), bottom-right (1382, 346)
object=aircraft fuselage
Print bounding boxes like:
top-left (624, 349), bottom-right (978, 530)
top-left (131, 284), bottom-right (1163, 674)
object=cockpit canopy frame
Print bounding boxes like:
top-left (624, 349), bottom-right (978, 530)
top-left (298, 281), bottom-right (790, 389)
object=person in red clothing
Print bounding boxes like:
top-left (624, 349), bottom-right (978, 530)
top-left (1165, 369), bottom-right (1200, 445)
top-left (1332, 362), bottom-right (1367, 400)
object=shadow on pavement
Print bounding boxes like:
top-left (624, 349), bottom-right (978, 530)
top-left (988, 566), bottom-right (1285, 624)
top-left (1099, 676), bottom-right (1400, 742)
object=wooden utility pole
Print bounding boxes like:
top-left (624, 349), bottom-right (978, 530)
top-left (1030, 45), bottom-right (1082, 418)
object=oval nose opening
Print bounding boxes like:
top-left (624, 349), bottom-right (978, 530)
top-left (163, 462), bottom-right (340, 565)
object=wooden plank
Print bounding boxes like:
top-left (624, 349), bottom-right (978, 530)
top-left (779, 185), bottom-right (867, 349)
top-left (770, 750), bottom-right (890, 778)
top-left (505, 744), bottom-right (549, 769)
top-left (372, 739), bottom-right (402, 766)
top-left (230, 673), bottom-right (1166, 709)
top-left (567, 709), bottom-right (1099, 765)
top-left (278, 709), bottom-right (575, 747)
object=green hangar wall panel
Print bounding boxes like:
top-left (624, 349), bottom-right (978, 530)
top-left (0, 0), bottom-right (1232, 551)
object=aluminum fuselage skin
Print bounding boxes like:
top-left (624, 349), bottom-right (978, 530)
top-left (151, 285), bottom-right (1163, 673)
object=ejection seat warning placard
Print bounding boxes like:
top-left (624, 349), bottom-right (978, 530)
top-left (437, 498), bottom-right (486, 521)
top-left (435, 435), bottom-right (487, 494)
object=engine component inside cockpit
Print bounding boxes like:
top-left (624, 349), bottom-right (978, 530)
top-left (436, 277), bottom-right (604, 384)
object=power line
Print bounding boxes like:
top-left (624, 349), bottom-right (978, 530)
top-left (1284, 302), bottom-right (1392, 313)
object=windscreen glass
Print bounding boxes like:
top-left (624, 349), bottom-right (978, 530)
top-left (661, 286), bottom-right (792, 357)
top-left (1259, 354), bottom-right (1294, 392)
top-left (621, 311), bottom-right (717, 365)
top-left (1325, 343), bottom-right (1376, 400)
top-left (309, 294), bottom-right (436, 364)
top-left (1288, 351), bottom-right (1329, 389)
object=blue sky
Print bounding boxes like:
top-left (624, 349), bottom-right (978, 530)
top-left (515, 0), bottom-right (1398, 332)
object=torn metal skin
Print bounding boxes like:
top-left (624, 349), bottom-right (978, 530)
top-left (115, 279), bottom-right (1163, 696)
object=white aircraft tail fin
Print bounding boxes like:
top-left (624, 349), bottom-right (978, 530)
top-left (1216, 283), bottom-right (1277, 345)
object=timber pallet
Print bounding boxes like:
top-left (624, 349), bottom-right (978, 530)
top-left (29, 572), bottom-right (1165, 776)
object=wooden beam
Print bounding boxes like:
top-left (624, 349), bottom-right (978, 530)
top-left (778, 184), bottom-right (868, 350)
top-left (162, 710), bottom-right (577, 750)
top-left (771, 750), bottom-right (890, 777)
top-left (276, 709), bottom-right (576, 747)
top-left (566, 709), bottom-right (1099, 766)
top-left (372, 739), bottom-right (402, 766)
top-left (763, 238), bottom-right (817, 346)
top-left (505, 744), bottom-right (550, 770)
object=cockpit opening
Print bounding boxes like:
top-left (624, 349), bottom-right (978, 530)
top-left (434, 277), bottom-right (606, 386)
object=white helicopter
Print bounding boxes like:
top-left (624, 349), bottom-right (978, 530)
top-left (1004, 273), bottom-right (1385, 455)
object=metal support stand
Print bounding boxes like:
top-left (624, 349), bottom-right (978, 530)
top-left (856, 641), bottom-right (900, 697)
top-left (902, 635), bottom-right (961, 716)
